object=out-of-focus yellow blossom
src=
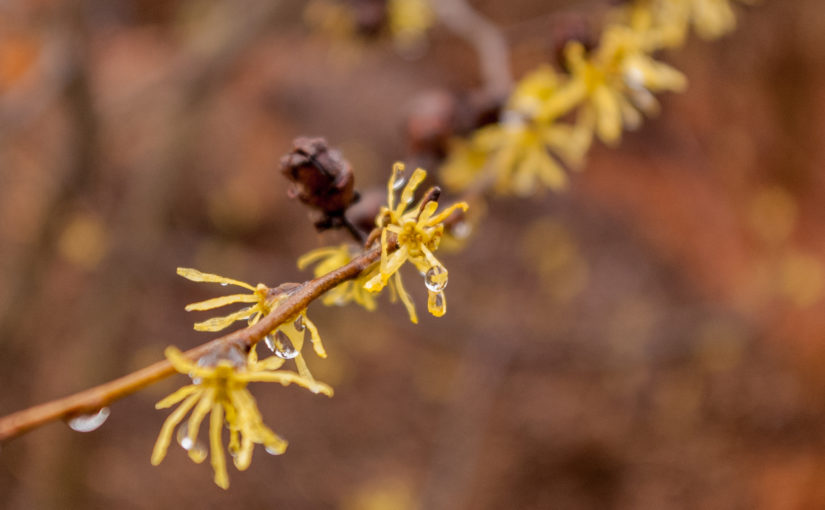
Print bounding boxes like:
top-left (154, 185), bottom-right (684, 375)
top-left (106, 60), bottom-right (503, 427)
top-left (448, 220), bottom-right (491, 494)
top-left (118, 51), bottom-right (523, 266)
top-left (151, 346), bottom-right (332, 489)
top-left (177, 268), bottom-right (327, 380)
top-left (388, 0), bottom-right (434, 51)
top-left (442, 119), bottom-right (588, 196)
top-left (363, 163), bottom-right (467, 321)
top-left (298, 244), bottom-right (424, 323)
top-left (508, 65), bottom-right (565, 119)
top-left (441, 65), bottom-right (593, 195)
top-left (304, 0), bottom-right (358, 40)
top-left (298, 244), bottom-right (379, 311)
top-left (649, 0), bottom-right (755, 41)
top-left (547, 30), bottom-right (687, 146)
top-left (304, 0), bottom-right (433, 56)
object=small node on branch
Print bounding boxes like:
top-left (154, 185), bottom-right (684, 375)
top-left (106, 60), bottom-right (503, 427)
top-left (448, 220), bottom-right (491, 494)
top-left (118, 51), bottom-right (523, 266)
top-left (404, 90), bottom-right (504, 159)
top-left (346, 188), bottom-right (385, 238)
top-left (351, 0), bottom-right (388, 37)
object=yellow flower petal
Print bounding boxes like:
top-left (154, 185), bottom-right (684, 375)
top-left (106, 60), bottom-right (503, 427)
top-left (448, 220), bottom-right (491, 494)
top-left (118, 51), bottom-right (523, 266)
top-left (151, 392), bottom-right (200, 465)
top-left (302, 314), bottom-right (327, 358)
top-left (185, 387), bottom-right (216, 464)
top-left (210, 403), bottom-right (229, 489)
top-left (176, 267), bottom-right (256, 291)
top-left (155, 384), bottom-right (199, 410)
top-left (394, 271), bottom-right (418, 324)
top-left (184, 293), bottom-right (260, 312)
top-left (193, 306), bottom-right (257, 332)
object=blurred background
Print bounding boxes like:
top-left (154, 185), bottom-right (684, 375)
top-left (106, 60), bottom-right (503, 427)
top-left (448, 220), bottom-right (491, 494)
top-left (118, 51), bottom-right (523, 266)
top-left (2, 0), bottom-right (825, 508)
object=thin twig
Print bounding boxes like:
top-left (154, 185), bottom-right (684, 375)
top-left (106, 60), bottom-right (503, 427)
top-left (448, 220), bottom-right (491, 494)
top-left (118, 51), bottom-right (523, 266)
top-left (430, 0), bottom-right (513, 96)
top-left (340, 214), bottom-right (368, 244)
top-left (0, 246), bottom-right (381, 442)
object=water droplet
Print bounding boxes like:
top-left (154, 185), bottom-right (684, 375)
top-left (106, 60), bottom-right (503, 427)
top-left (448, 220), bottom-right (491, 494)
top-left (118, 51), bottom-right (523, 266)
top-left (452, 221), bottom-right (471, 240)
top-left (393, 176), bottom-right (406, 191)
top-left (424, 266), bottom-right (448, 292)
top-left (176, 423), bottom-right (207, 460)
top-left (177, 424), bottom-right (194, 450)
top-left (265, 331), bottom-right (299, 359)
top-left (265, 446), bottom-right (284, 456)
top-left (67, 407), bottom-right (110, 432)
top-left (630, 87), bottom-right (657, 115)
top-left (501, 110), bottom-right (526, 128)
top-left (624, 65), bottom-right (645, 90)
top-left (189, 443), bottom-right (208, 463)
top-left (392, 166), bottom-right (407, 190)
top-left (220, 282), bottom-right (229, 287)
top-left (294, 315), bottom-right (304, 331)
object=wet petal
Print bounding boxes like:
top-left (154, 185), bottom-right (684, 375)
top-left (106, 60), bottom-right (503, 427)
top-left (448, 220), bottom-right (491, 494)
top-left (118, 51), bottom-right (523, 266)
top-left (394, 272), bottom-right (418, 324)
top-left (210, 403), bottom-right (229, 489)
top-left (155, 384), bottom-right (199, 409)
top-left (176, 268), bottom-right (255, 291)
top-left (151, 392), bottom-right (200, 465)
top-left (184, 294), bottom-right (260, 312)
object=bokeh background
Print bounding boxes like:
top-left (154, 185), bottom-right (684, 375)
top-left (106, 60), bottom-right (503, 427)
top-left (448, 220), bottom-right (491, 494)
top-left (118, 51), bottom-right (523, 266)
top-left (2, 0), bottom-right (825, 508)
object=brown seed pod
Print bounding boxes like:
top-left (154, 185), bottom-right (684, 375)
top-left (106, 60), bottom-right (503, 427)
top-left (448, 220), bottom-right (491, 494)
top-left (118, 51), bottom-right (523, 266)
top-left (280, 137), bottom-right (358, 216)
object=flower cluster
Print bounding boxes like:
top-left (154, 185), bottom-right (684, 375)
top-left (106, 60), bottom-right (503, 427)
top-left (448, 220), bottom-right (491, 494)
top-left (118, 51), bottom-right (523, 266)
top-left (176, 268), bottom-right (326, 381)
top-left (299, 163), bottom-right (467, 323)
top-left (638, 0), bottom-right (757, 42)
top-left (298, 244), bottom-right (380, 311)
top-left (387, 0), bottom-right (434, 52)
top-left (441, 0), bottom-right (751, 196)
top-left (364, 163), bottom-right (467, 320)
top-left (151, 345), bottom-right (332, 489)
top-left (304, 0), bottom-right (434, 53)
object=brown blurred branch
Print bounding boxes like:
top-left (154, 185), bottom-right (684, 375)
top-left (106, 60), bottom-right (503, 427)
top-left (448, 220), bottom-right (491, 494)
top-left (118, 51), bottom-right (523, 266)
top-left (0, 6), bottom-right (98, 346)
top-left (0, 177), bottom-right (473, 441)
top-left (430, 0), bottom-right (513, 96)
top-left (0, 246), bottom-right (382, 442)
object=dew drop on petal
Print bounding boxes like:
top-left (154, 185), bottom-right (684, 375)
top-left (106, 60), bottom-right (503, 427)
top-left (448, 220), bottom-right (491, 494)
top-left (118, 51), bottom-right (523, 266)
top-left (424, 266), bottom-right (448, 292)
top-left (265, 446), bottom-right (284, 456)
top-left (266, 331), bottom-right (299, 359)
top-left (392, 166), bottom-right (407, 190)
top-left (67, 407), bottom-right (110, 432)
top-left (177, 424), bottom-right (194, 450)
top-left (189, 443), bottom-right (208, 462)
top-left (264, 334), bottom-right (276, 353)
top-left (452, 221), bottom-right (471, 240)
top-left (624, 66), bottom-right (645, 90)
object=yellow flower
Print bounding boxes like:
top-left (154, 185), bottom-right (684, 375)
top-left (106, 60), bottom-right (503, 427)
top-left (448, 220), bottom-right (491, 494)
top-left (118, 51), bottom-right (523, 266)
top-left (363, 163), bottom-right (467, 322)
top-left (544, 25), bottom-right (687, 146)
top-left (151, 346), bottom-right (332, 489)
top-left (388, 0), bottom-right (434, 51)
top-left (651, 0), bottom-right (754, 41)
top-left (304, 0), bottom-right (358, 41)
top-left (441, 66), bottom-right (592, 195)
top-left (442, 119), bottom-right (588, 196)
top-left (508, 66), bottom-right (564, 118)
top-left (298, 244), bottom-right (379, 311)
top-left (177, 267), bottom-right (327, 380)
top-left (298, 244), bottom-right (426, 323)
